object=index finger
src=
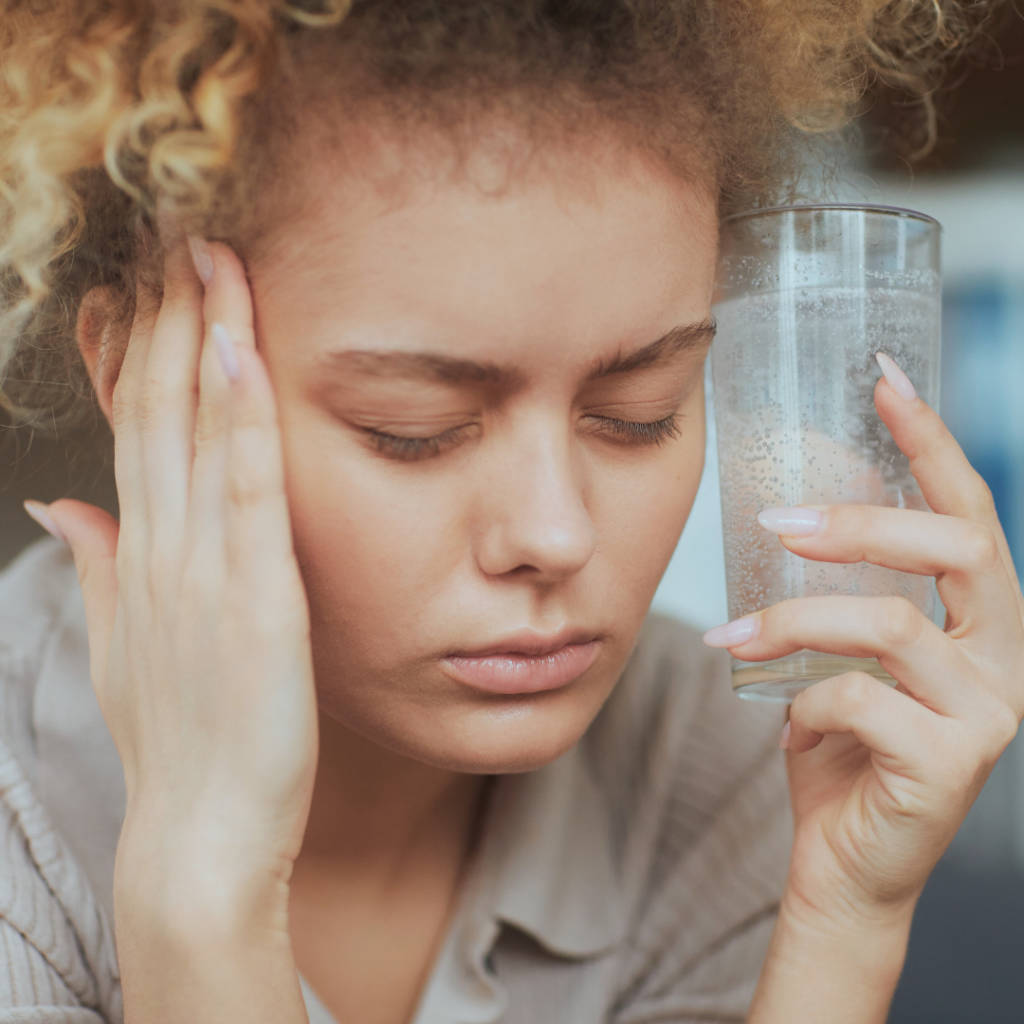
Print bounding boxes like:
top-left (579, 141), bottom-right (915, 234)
top-left (194, 239), bottom-right (256, 352)
top-left (875, 370), bottom-right (1023, 619)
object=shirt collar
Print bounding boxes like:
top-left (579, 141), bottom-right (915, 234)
top-left (477, 738), bottom-right (627, 959)
top-left (412, 738), bottom-right (628, 1023)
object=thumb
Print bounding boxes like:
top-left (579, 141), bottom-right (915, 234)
top-left (28, 499), bottom-right (120, 688)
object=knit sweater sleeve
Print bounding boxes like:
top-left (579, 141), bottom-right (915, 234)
top-left (0, 730), bottom-right (120, 1022)
top-left (0, 542), bottom-right (122, 1024)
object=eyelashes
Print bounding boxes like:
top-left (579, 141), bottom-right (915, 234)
top-left (366, 414), bottom-right (681, 462)
top-left (367, 425), bottom-right (471, 462)
top-left (594, 414), bottom-right (681, 446)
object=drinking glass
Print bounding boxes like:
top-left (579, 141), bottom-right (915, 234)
top-left (711, 204), bottom-right (942, 702)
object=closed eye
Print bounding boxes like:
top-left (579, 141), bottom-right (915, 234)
top-left (362, 413), bottom-right (681, 462)
top-left (364, 424), bottom-right (475, 461)
top-left (585, 414), bottom-right (681, 446)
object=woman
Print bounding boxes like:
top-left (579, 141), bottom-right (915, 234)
top-left (1, 2), bottom-right (1021, 1022)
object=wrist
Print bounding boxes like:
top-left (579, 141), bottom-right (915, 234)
top-left (748, 885), bottom-right (918, 1024)
top-left (777, 891), bottom-right (915, 984)
top-left (113, 828), bottom-right (304, 1024)
top-left (779, 877), bottom-right (920, 941)
top-left (114, 809), bottom-right (294, 944)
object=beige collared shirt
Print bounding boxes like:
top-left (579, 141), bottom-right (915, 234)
top-left (0, 540), bottom-right (791, 1024)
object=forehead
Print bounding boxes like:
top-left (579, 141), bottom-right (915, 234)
top-left (249, 124), bottom-right (719, 369)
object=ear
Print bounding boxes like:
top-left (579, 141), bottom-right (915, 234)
top-left (76, 287), bottom-right (130, 429)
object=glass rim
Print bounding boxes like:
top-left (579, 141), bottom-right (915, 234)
top-left (722, 202), bottom-right (941, 230)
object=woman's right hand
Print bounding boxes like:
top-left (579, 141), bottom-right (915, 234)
top-left (43, 237), bottom-right (317, 1021)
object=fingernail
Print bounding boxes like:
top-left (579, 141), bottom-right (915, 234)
top-left (779, 720), bottom-right (791, 750)
top-left (703, 615), bottom-right (760, 648)
top-left (212, 323), bottom-right (240, 382)
top-left (24, 501), bottom-right (67, 543)
top-left (876, 352), bottom-right (917, 401)
top-left (188, 235), bottom-right (214, 285)
top-left (758, 506), bottom-right (825, 537)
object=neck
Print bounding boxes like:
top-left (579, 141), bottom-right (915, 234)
top-left (298, 708), bottom-right (487, 874)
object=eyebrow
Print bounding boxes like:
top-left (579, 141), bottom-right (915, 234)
top-left (587, 318), bottom-right (717, 378)
top-left (324, 349), bottom-right (523, 387)
top-left (323, 318), bottom-right (716, 387)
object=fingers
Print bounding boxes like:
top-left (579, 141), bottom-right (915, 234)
top-left (188, 242), bottom-right (258, 548)
top-left (109, 293), bottom-right (159, 533)
top-left (874, 373), bottom-right (1023, 618)
top-left (762, 504), bottom-right (1020, 643)
top-left (110, 237), bottom-right (255, 553)
top-left (710, 595), bottom-right (976, 716)
top-left (180, 327), bottom-right (298, 629)
top-left (224, 348), bottom-right (300, 605)
top-left (199, 241), bottom-right (256, 352)
top-left (786, 671), bottom-right (939, 763)
top-left (786, 671), bottom-right (1017, 800)
top-left (130, 242), bottom-right (205, 533)
top-left (44, 499), bottom-right (120, 697)
top-left (102, 231), bottom-right (265, 619)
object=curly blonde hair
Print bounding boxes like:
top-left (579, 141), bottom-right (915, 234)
top-left (0, 0), bottom-right (994, 427)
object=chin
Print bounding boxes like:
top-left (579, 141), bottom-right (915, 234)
top-left (326, 675), bottom-right (615, 775)
top-left (428, 700), bottom-right (599, 774)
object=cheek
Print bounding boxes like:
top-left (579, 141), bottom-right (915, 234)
top-left (588, 394), bottom-right (706, 600)
top-left (278, 412), bottom-right (468, 651)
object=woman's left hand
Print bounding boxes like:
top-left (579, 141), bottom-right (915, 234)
top-left (707, 359), bottom-right (1024, 991)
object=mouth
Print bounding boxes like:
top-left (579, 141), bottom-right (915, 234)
top-left (442, 630), bottom-right (603, 695)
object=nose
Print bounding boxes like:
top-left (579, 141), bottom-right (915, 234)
top-left (473, 421), bottom-right (598, 582)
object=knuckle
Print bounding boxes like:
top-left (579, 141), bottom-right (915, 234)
top-left (960, 521), bottom-right (1001, 575)
top-left (984, 700), bottom-right (1019, 756)
top-left (193, 401), bottom-right (226, 449)
top-left (231, 396), bottom-right (273, 436)
top-left (970, 475), bottom-right (998, 520)
top-left (227, 464), bottom-right (279, 511)
top-left (945, 704), bottom-right (1018, 789)
top-left (832, 671), bottom-right (877, 716)
top-left (876, 597), bottom-right (924, 649)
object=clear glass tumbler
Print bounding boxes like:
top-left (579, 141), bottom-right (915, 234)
top-left (711, 204), bottom-right (942, 702)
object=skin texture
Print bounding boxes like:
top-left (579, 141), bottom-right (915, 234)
top-left (38, 121), bottom-right (1024, 1024)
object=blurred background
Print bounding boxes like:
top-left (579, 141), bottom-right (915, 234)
top-left (1, 4), bottom-right (1022, 1021)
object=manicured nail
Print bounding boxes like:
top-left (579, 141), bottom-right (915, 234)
top-left (187, 235), bottom-right (214, 285)
top-left (779, 720), bottom-right (791, 750)
top-left (24, 501), bottom-right (67, 543)
top-left (758, 506), bottom-right (825, 537)
top-left (212, 323), bottom-right (240, 383)
top-left (876, 352), bottom-right (917, 401)
top-left (703, 616), bottom-right (760, 648)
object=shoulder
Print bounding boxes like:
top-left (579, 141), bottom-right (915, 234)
top-left (0, 543), bottom-right (121, 1022)
top-left (0, 739), bottom-right (121, 1022)
top-left (0, 541), bottom-right (80, 774)
top-left (584, 611), bottom-right (789, 824)
top-left (583, 614), bottom-right (791, 1011)
top-left (0, 539), bottom-right (78, 668)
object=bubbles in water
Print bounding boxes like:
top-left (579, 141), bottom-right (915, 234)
top-left (712, 285), bottom-right (940, 622)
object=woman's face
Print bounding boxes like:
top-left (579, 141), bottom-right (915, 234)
top-left (246, 129), bottom-right (719, 773)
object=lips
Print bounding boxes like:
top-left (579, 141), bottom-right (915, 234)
top-left (443, 631), bottom-right (602, 695)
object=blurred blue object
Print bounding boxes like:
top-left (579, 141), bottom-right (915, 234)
top-left (942, 279), bottom-right (1024, 569)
